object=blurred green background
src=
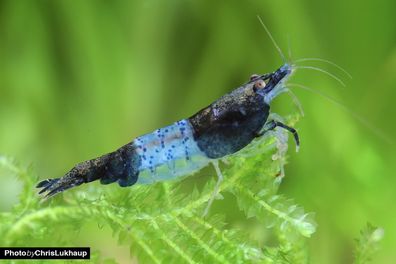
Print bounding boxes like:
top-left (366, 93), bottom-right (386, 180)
top-left (0, 0), bottom-right (395, 263)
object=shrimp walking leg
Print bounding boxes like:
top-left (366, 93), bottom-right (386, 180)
top-left (258, 120), bottom-right (300, 152)
top-left (202, 160), bottom-right (224, 217)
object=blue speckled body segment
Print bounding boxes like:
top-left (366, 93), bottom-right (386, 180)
top-left (134, 119), bottom-right (210, 184)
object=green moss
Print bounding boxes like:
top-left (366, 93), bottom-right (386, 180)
top-left (0, 127), bottom-right (382, 263)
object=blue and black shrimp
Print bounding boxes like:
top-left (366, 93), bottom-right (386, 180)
top-left (37, 64), bottom-right (299, 214)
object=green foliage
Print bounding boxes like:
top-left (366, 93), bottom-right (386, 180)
top-left (353, 223), bottom-right (384, 264)
top-left (0, 126), bottom-right (316, 263)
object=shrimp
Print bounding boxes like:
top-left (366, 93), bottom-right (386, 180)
top-left (37, 65), bottom-right (298, 199)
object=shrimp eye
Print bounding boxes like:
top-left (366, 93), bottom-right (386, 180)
top-left (250, 74), bottom-right (260, 81)
top-left (254, 79), bottom-right (266, 89)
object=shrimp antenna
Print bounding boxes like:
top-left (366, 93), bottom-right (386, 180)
top-left (295, 57), bottom-right (352, 79)
top-left (294, 65), bottom-right (346, 87)
top-left (288, 83), bottom-right (394, 144)
top-left (257, 15), bottom-right (286, 63)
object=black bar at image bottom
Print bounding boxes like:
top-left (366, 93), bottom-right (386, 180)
top-left (0, 247), bottom-right (90, 260)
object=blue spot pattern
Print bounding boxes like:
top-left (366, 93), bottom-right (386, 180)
top-left (133, 119), bottom-right (209, 184)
